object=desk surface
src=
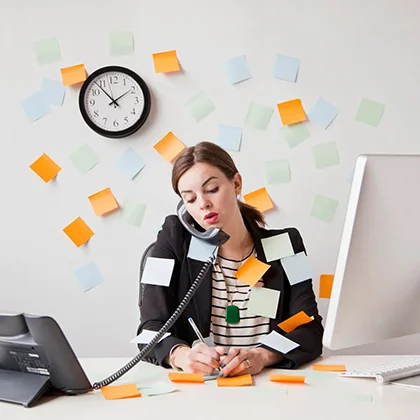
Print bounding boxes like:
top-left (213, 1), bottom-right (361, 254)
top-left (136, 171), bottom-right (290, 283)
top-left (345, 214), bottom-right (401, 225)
top-left (1, 355), bottom-right (419, 419)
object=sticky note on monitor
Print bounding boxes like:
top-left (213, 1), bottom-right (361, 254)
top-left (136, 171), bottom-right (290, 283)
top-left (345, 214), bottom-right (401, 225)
top-left (40, 78), bottom-right (66, 106)
top-left (22, 92), bottom-right (50, 122)
top-left (63, 217), bottom-right (94, 247)
top-left (88, 188), bottom-right (119, 216)
top-left (281, 252), bottom-right (313, 286)
top-left (74, 262), bottom-right (104, 292)
top-left (281, 123), bottom-right (310, 149)
top-left (69, 144), bottom-right (100, 175)
top-left (248, 287), bottom-right (280, 318)
top-left (278, 311), bottom-right (314, 333)
top-left (117, 147), bottom-right (146, 180)
top-left (217, 374), bottom-right (253, 387)
top-left (308, 97), bottom-right (339, 129)
top-left (30, 153), bottom-right (61, 182)
top-left (245, 102), bottom-right (273, 130)
top-left (109, 31), bottom-right (134, 55)
top-left (243, 187), bottom-right (274, 213)
top-left (153, 50), bottom-right (180, 73)
top-left (154, 131), bottom-right (185, 162)
top-left (277, 99), bottom-right (306, 126)
top-left (273, 54), bottom-right (300, 82)
top-left (121, 199), bottom-right (146, 227)
top-left (261, 233), bottom-right (294, 262)
top-left (265, 159), bottom-right (291, 184)
top-left (260, 330), bottom-right (299, 354)
top-left (141, 257), bottom-right (175, 287)
top-left (225, 55), bottom-right (252, 84)
top-left (319, 274), bottom-right (334, 298)
top-left (34, 37), bottom-right (61, 65)
top-left (311, 194), bottom-right (339, 223)
top-left (234, 256), bottom-right (270, 287)
top-left (313, 141), bottom-right (340, 169)
top-left (185, 91), bottom-right (215, 122)
top-left (188, 236), bottom-right (218, 262)
top-left (129, 329), bottom-right (171, 344)
top-left (61, 64), bottom-right (87, 86)
top-left (216, 125), bottom-right (242, 151)
top-left (101, 384), bottom-right (141, 400)
top-left (355, 98), bottom-right (385, 127)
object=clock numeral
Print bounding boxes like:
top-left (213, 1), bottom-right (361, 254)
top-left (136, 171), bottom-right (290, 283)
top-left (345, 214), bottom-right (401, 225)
top-left (109, 75), bottom-right (118, 84)
top-left (123, 79), bottom-right (127, 86)
top-left (134, 97), bottom-right (139, 104)
top-left (92, 88), bottom-right (100, 96)
top-left (131, 108), bottom-right (136, 115)
top-left (94, 110), bottom-right (99, 118)
top-left (103, 118), bottom-right (107, 125)
top-left (89, 99), bottom-right (95, 106)
top-left (98, 80), bottom-right (106, 88)
top-left (113, 120), bottom-right (119, 127)
top-left (124, 117), bottom-right (129, 124)
top-left (130, 86), bottom-right (136, 94)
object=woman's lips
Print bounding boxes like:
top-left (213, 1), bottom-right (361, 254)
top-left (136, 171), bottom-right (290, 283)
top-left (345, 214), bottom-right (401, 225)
top-left (204, 213), bottom-right (219, 224)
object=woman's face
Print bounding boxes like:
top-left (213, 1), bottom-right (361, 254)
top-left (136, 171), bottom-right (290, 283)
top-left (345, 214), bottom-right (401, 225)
top-left (178, 162), bottom-right (242, 231)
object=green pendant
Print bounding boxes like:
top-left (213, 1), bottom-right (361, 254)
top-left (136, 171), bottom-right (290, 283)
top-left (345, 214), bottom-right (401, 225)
top-left (226, 305), bottom-right (240, 324)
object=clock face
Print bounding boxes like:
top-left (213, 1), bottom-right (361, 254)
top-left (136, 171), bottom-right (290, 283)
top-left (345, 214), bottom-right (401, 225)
top-left (79, 66), bottom-right (151, 138)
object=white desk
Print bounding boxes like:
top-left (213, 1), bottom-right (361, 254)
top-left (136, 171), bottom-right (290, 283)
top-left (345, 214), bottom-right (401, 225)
top-left (1, 355), bottom-right (419, 419)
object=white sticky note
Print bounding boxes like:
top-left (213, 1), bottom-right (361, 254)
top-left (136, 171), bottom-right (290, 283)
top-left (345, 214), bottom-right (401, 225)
top-left (261, 233), bottom-right (295, 262)
top-left (130, 329), bottom-right (171, 344)
top-left (187, 236), bottom-right (218, 262)
top-left (260, 330), bottom-right (299, 354)
top-left (141, 257), bottom-right (175, 287)
top-left (139, 381), bottom-right (178, 396)
top-left (248, 287), bottom-right (280, 319)
top-left (281, 252), bottom-right (313, 286)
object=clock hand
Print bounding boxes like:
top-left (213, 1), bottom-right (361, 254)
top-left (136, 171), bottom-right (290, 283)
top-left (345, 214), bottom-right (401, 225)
top-left (94, 82), bottom-right (119, 107)
top-left (108, 89), bottom-right (132, 106)
top-left (107, 78), bottom-right (118, 109)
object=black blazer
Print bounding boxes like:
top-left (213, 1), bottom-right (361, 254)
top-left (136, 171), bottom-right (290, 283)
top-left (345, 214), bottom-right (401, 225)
top-left (138, 215), bottom-right (323, 369)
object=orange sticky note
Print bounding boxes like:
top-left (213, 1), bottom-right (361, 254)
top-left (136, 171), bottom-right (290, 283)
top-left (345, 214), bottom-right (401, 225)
top-left (153, 50), bottom-right (180, 73)
top-left (29, 153), bottom-right (61, 182)
top-left (217, 374), bottom-right (253, 387)
top-left (312, 364), bottom-right (346, 372)
top-left (101, 384), bottom-right (141, 400)
top-left (277, 99), bottom-right (307, 126)
top-left (61, 64), bottom-right (87, 86)
top-left (319, 274), bottom-right (334, 298)
top-left (63, 217), bottom-right (94, 247)
top-left (154, 132), bottom-right (186, 162)
top-left (88, 188), bottom-right (119, 216)
top-left (168, 372), bottom-right (204, 383)
top-left (243, 187), bottom-right (274, 213)
top-left (269, 374), bottom-right (305, 383)
top-left (235, 255), bottom-right (270, 287)
top-left (278, 311), bottom-right (314, 334)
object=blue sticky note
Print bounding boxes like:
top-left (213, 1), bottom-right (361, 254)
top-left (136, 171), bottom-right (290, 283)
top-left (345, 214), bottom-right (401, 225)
top-left (308, 97), bottom-right (339, 129)
top-left (40, 78), bottom-right (66, 106)
top-left (225, 55), bottom-right (252, 84)
top-left (21, 92), bottom-right (50, 122)
top-left (281, 252), bottom-right (313, 286)
top-left (216, 125), bottom-right (242, 151)
top-left (117, 147), bottom-right (146, 180)
top-left (188, 236), bottom-right (218, 262)
top-left (273, 54), bottom-right (300, 83)
top-left (74, 262), bottom-right (104, 292)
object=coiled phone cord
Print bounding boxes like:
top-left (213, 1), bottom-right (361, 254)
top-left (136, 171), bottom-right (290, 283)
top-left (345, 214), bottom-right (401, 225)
top-left (92, 254), bottom-right (216, 390)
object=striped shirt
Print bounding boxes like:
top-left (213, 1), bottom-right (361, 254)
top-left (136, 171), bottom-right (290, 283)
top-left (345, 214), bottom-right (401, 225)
top-left (209, 248), bottom-right (271, 349)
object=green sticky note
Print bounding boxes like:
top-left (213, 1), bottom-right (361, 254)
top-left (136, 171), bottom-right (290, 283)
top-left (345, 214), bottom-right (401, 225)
top-left (69, 144), bottom-right (100, 174)
top-left (34, 37), bottom-right (61, 65)
top-left (281, 123), bottom-right (310, 148)
top-left (261, 233), bottom-right (294, 262)
top-left (245, 102), bottom-right (273, 130)
top-left (185, 91), bottom-right (215, 122)
top-left (313, 141), bottom-right (339, 169)
top-left (355, 98), bottom-right (385, 127)
top-left (265, 159), bottom-right (291, 184)
top-left (109, 31), bottom-right (134, 55)
top-left (248, 287), bottom-right (280, 318)
top-left (122, 200), bottom-right (146, 227)
top-left (311, 195), bottom-right (339, 223)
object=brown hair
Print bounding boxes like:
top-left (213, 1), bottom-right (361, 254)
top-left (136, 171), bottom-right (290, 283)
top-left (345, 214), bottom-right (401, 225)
top-left (172, 141), bottom-right (266, 230)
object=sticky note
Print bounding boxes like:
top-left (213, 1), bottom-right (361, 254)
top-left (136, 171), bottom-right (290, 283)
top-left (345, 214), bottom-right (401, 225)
top-left (34, 37), bottom-right (61, 65)
top-left (273, 54), bottom-right (300, 82)
top-left (101, 384), bottom-right (141, 400)
top-left (168, 372), bottom-right (204, 383)
top-left (69, 144), bottom-right (100, 175)
top-left (261, 233), bottom-right (294, 262)
top-left (245, 102), bottom-right (273, 130)
top-left (30, 153), bottom-right (61, 182)
top-left (281, 252), bottom-right (313, 286)
top-left (308, 97), bottom-right (339, 129)
top-left (278, 311), bottom-right (314, 333)
top-left (311, 194), bottom-right (339, 223)
top-left (269, 374), bottom-right (305, 383)
top-left (129, 329), bottom-right (171, 344)
top-left (260, 330), bottom-right (299, 354)
top-left (121, 199), bottom-right (146, 227)
top-left (185, 91), bottom-right (215, 122)
top-left (152, 50), bottom-right (180, 73)
top-left (265, 159), bottom-right (290, 184)
top-left (248, 287), bottom-right (280, 318)
top-left (312, 364), bottom-right (346, 372)
top-left (60, 64), bottom-right (87, 86)
top-left (40, 79), bottom-right (66, 106)
top-left (141, 257), bottom-right (175, 287)
top-left (355, 98), bottom-right (385, 127)
top-left (217, 374), bottom-right (253, 387)
top-left (281, 123), bottom-right (310, 149)
top-left (277, 99), bottom-right (307, 126)
top-left (313, 141), bottom-right (340, 169)
top-left (243, 187), bottom-right (274, 213)
top-left (216, 125), bottom-right (242, 151)
top-left (139, 382), bottom-right (178, 397)
top-left (319, 274), bottom-right (334, 298)
top-left (63, 217), bottom-right (94, 247)
top-left (225, 55), bottom-right (252, 84)
top-left (117, 147), bottom-right (146, 179)
top-left (22, 93), bottom-right (50, 122)
top-left (234, 255), bottom-right (270, 287)
top-left (109, 31), bottom-right (134, 55)
top-left (187, 236), bottom-right (218, 262)
top-left (88, 188), bottom-right (119, 216)
top-left (154, 131), bottom-right (185, 162)
top-left (74, 262), bottom-right (104, 292)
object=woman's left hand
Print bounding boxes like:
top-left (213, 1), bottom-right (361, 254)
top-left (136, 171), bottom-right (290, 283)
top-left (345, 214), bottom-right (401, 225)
top-left (220, 347), bottom-right (266, 377)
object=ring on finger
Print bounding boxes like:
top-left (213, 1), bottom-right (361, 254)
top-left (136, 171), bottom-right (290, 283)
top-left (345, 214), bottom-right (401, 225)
top-left (245, 358), bottom-right (252, 369)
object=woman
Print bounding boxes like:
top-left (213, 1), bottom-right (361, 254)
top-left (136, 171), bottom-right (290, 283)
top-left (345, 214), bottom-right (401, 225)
top-left (138, 142), bottom-right (323, 377)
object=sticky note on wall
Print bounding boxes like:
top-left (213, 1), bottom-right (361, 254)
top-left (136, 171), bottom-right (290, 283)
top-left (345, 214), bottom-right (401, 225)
top-left (61, 64), bottom-right (87, 86)
top-left (74, 261), bottom-right (104, 292)
top-left (34, 37), bottom-right (61, 65)
top-left (30, 153), bottom-right (61, 182)
top-left (109, 31), bottom-right (134, 55)
top-left (225, 55), bottom-right (252, 84)
top-left (185, 91), bottom-right (215, 122)
top-left (63, 217), bottom-right (94, 247)
top-left (245, 102), bottom-right (273, 130)
top-left (88, 188), bottom-right (119, 216)
top-left (319, 274), bottom-right (334, 298)
top-left (153, 50), bottom-right (180, 73)
top-left (154, 132), bottom-right (186, 162)
top-left (243, 187), bottom-right (274, 213)
top-left (277, 99), bottom-right (306, 126)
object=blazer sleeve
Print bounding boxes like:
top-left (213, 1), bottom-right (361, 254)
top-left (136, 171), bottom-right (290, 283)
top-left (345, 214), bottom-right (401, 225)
top-left (137, 215), bottom-right (189, 367)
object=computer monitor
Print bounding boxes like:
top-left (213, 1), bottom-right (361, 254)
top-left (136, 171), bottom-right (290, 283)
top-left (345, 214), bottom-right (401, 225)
top-left (323, 154), bottom-right (420, 350)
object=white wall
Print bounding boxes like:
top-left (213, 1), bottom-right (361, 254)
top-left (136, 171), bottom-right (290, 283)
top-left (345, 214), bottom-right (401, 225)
top-left (1, 0), bottom-right (419, 358)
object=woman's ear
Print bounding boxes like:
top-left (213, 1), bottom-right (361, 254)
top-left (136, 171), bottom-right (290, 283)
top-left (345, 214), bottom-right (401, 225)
top-left (233, 173), bottom-right (242, 196)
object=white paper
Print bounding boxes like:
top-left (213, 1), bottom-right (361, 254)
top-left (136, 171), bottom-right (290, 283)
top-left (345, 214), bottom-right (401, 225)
top-left (187, 236), bottom-right (218, 262)
top-left (261, 233), bottom-right (295, 262)
top-left (248, 287), bottom-right (280, 319)
top-left (130, 329), bottom-right (171, 344)
top-left (141, 257), bottom-right (175, 287)
top-left (260, 330), bottom-right (299, 354)
top-left (281, 251), bottom-right (313, 286)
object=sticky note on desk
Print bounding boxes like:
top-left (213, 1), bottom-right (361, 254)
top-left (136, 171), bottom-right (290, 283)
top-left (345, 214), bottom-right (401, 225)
top-left (278, 311), bottom-right (314, 333)
top-left (130, 329), bottom-right (171, 344)
top-left (74, 262), bottom-right (104, 292)
top-left (139, 382), bottom-right (178, 396)
top-left (141, 257), bottom-right (175, 287)
top-left (319, 274), bottom-right (334, 298)
top-left (185, 91), bottom-right (215, 122)
top-left (311, 194), bottom-right (339, 223)
top-left (40, 78), bottom-right (66, 106)
top-left (260, 331), bottom-right (299, 354)
top-left (217, 374), bottom-right (253, 387)
top-left (235, 256), bottom-right (270, 287)
top-left (243, 187), bottom-right (274, 213)
top-left (109, 31), bottom-right (134, 55)
top-left (30, 153), bottom-right (61, 182)
top-left (154, 131), bottom-right (186, 162)
top-left (312, 364), bottom-right (346, 372)
top-left (225, 55), bottom-right (252, 84)
top-left (273, 54), bottom-right (300, 83)
top-left (34, 37), bottom-right (61, 65)
top-left (355, 98), bottom-right (385, 127)
top-left (313, 141), bottom-right (340, 169)
top-left (245, 102), bottom-right (273, 130)
top-left (277, 99), bottom-right (306, 126)
top-left (101, 384), bottom-right (141, 400)
top-left (281, 252), bottom-right (313, 286)
top-left (261, 233), bottom-right (294, 262)
top-left (270, 374), bottom-right (305, 383)
top-left (153, 50), bottom-right (180, 73)
top-left (117, 147), bottom-right (146, 180)
top-left (22, 92), bottom-right (50, 122)
top-left (60, 64), bottom-right (87, 86)
top-left (168, 372), bottom-right (204, 383)
top-left (308, 97), bottom-right (339, 129)
top-left (248, 287), bottom-right (280, 319)
top-left (88, 187), bottom-right (119, 216)
top-left (63, 217), bottom-right (94, 247)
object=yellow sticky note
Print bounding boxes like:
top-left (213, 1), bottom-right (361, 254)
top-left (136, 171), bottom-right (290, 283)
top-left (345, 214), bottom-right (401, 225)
top-left (278, 311), bottom-right (314, 334)
top-left (168, 372), bottom-right (204, 383)
top-left (152, 50), bottom-right (180, 73)
top-left (29, 153), bottom-right (61, 182)
top-left (63, 217), bottom-right (94, 247)
top-left (277, 99), bottom-right (307, 126)
top-left (217, 374), bottom-right (253, 387)
top-left (235, 255), bottom-right (270, 287)
top-left (61, 64), bottom-right (87, 86)
top-left (312, 364), bottom-right (346, 372)
top-left (319, 274), bottom-right (334, 298)
top-left (243, 187), bottom-right (274, 213)
top-left (101, 384), bottom-right (141, 400)
top-left (154, 132), bottom-right (186, 162)
top-left (269, 374), bottom-right (305, 383)
top-left (88, 188), bottom-right (119, 216)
